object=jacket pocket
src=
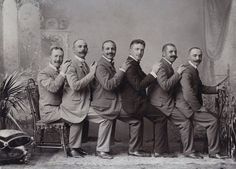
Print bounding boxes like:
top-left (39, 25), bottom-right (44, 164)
top-left (91, 99), bottom-right (112, 111)
top-left (71, 93), bottom-right (82, 101)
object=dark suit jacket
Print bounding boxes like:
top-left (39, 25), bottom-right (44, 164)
top-left (120, 56), bottom-right (156, 118)
top-left (175, 62), bottom-right (217, 116)
top-left (148, 58), bottom-right (181, 116)
top-left (91, 57), bottom-right (125, 120)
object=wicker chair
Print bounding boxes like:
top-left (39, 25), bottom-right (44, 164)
top-left (25, 78), bottom-right (68, 157)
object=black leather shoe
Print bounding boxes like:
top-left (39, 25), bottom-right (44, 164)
top-left (153, 152), bottom-right (177, 158)
top-left (209, 153), bottom-right (227, 159)
top-left (69, 149), bottom-right (84, 158)
top-left (74, 148), bottom-right (88, 155)
top-left (96, 151), bottom-right (113, 159)
top-left (128, 150), bottom-right (151, 157)
top-left (184, 153), bottom-right (203, 159)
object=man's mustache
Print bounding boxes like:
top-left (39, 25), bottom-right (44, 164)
top-left (79, 51), bottom-right (86, 54)
top-left (170, 55), bottom-right (177, 58)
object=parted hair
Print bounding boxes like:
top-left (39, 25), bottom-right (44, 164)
top-left (130, 39), bottom-right (145, 48)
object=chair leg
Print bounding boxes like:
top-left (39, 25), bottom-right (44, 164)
top-left (39, 128), bottom-right (45, 143)
top-left (153, 122), bottom-right (156, 151)
top-left (61, 127), bottom-right (68, 157)
top-left (38, 128), bottom-right (45, 152)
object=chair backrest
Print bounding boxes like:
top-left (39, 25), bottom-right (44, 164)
top-left (25, 78), bottom-right (40, 128)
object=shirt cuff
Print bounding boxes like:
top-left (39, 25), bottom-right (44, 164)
top-left (150, 71), bottom-right (157, 78)
top-left (119, 68), bottom-right (126, 72)
top-left (60, 72), bottom-right (66, 78)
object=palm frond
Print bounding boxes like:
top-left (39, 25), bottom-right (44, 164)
top-left (0, 71), bottom-right (26, 117)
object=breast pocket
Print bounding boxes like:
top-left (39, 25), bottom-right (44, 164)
top-left (72, 92), bottom-right (82, 101)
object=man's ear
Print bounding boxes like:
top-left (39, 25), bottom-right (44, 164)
top-left (162, 51), bottom-right (165, 57)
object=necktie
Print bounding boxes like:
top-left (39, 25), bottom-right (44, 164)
top-left (111, 61), bottom-right (114, 67)
top-left (82, 62), bottom-right (89, 74)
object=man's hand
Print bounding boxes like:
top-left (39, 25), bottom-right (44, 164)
top-left (61, 60), bottom-right (71, 74)
top-left (151, 62), bottom-right (161, 74)
top-left (177, 64), bottom-right (186, 75)
top-left (90, 62), bottom-right (97, 74)
top-left (197, 106), bottom-right (207, 112)
top-left (120, 60), bottom-right (131, 72)
top-left (217, 84), bottom-right (226, 91)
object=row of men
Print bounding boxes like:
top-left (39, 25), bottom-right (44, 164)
top-left (38, 39), bottom-right (224, 159)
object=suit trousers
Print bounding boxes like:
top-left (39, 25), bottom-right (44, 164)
top-left (87, 107), bottom-right (113, 152)
top-left (43, 106), bottom-right (113, 152)
top-left (192, 111), bottom-right (220, 155)
top-left (117, 108), bottom-right (143, 152)
top-left (146, 104), bottom-right (194, 155)
top-left (39, 108), bottom-right (84, 150)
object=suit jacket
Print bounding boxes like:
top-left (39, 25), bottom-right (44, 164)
top-left (175, 62), bottom-right (217, 116)
top-left (91, 57), bottom-right (124, 120)
top-left (59, 56), bottom-right (94, 123)
top-left (37, 65), bottom-right (64, 121)
top-left (148, 58), bottom-right (181, 116)
top-left (120, 56), bottom-right (156, 118)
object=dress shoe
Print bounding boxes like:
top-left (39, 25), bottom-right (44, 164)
top-left (153, 152), bottom-right (177, 158)
top-left (209, 153), bottom-right (227, 159)
top-left (69, 149), bottom-right (84, 158)
top-left (128, 150), bottom-right (151, 157)
top-left (184, 153), bottom-right (203, 159)
top-left (96, 151), bottom-right (113, 159)
top-left (74, 148), bottom-right (88, 155)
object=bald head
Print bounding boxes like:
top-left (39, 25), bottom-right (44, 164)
top-left (73, 39), bottom-right (88, 59)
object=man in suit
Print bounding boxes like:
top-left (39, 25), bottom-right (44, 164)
top-left (38, 46), bottom-right (86, 157)
top-left (91, 40), bottom-right (158, 158)
top-left (175, 47), bottom-right (225, 159)
top-left (147, 43), bottom-right (200, 158)
top-left (60, 39), bottom-right (114, 159)
top-left (120, 39), bottom-right (161, 157)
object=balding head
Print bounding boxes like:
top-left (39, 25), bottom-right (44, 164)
top-left (72, 39), bottom-right (88, 59)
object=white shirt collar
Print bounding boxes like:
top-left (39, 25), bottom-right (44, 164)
top-left (189, 61), bottom-right (198, 69)
top-left (74, 54), bottom-right (85, 62)
top-left (49, 63), bottom-right (58, 71)
top-left (162, 57), bottom-right (172, 65)
top-left (102, 55), bottom-right (112, 63)
top-left (129, 55), bottom-right (138, 62)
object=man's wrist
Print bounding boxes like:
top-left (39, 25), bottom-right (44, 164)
top-left (60, 72), bottom-right (66, 77)
top-left (119, 68), bottom-right (126, 72)
top-left (150, 71), bottom-right (157, 78)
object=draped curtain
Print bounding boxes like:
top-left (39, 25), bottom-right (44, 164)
top-left (203, 0), bottom-right (232, 83)
top-left (204, 0), bottom-right (232, 61)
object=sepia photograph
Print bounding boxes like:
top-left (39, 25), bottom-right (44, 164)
top-left (0, 0), bottom-right (236, 168)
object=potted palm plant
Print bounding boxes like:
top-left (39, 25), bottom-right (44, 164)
top-left (0, 71), bottom-right (26, 130)
top-left (0, 71), bottom-right (32, 164)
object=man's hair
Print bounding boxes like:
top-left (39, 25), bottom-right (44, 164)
top-left (188, 47), bottom-right (202, 54)
top-left (50, 46), bottom-right (64, 54)
top-left (72, 39), bottom-right (87, 49)
top-left (102, 40), bottom-right (116, 50)
top-left (162, 43), bottom-right (176, 52)
top-left (130, 39), bottom-right (145, 48)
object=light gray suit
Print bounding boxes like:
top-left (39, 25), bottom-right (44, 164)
top-left (38, 64), bottom-right (81, 148)
top-left (62, 56), bottom-right (113, 152)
